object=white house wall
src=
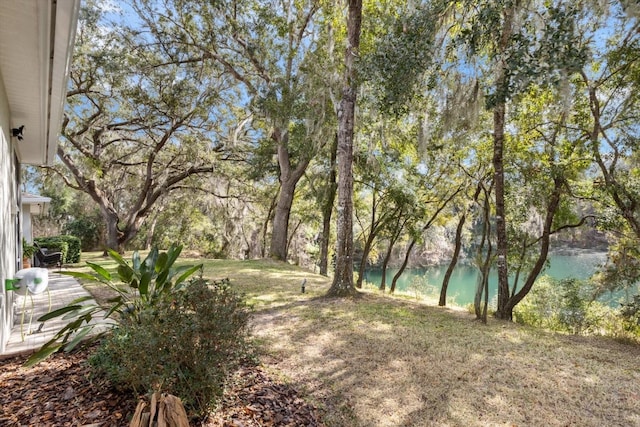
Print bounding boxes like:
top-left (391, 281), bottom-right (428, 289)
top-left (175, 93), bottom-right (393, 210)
top-left (0, 0), bottom-right (79, 353)
top-left (0, 70), bottom-right (18, 354)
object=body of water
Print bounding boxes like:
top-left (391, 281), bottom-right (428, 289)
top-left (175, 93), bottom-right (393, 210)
top-left (363, 252), bottom-right (608, 307)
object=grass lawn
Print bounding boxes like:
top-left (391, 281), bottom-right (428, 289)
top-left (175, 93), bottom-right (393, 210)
top-left (73, 252), bottom-right (640, 426)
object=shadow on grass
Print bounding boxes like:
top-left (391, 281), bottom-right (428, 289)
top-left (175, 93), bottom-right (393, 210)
top-left (250, 291), bottom-right (640, 427)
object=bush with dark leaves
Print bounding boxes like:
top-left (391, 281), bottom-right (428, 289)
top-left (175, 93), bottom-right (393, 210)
top-left (90, 277), bottom-right (250, 421)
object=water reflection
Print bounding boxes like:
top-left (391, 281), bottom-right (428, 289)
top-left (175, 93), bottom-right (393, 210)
top-left (364, 252), bottom-right (609, 307)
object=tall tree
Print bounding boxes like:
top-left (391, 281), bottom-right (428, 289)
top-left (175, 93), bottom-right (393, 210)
top-left (132, 0), bottom-right (336, 261)
top-left (327, 0), bottom-right (363, 297)
top-left (318, 135), bottom-right (338, 275)
top-left (52, 3), bottom-right (224, 252)
top-left (575, 2), bottom-right (640, 298)
top-left (454, 0), bottom-right (589, 319)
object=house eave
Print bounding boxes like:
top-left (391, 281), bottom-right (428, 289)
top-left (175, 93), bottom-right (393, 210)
top-left (0, 0), bottom-right (80, 166)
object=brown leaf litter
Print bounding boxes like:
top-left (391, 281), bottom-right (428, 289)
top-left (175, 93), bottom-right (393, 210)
top-left (0, 346), bottom-right (323, 426)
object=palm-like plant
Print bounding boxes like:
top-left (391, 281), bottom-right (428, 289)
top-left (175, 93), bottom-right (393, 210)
top-left (26, 244), bottom-right (202, 366)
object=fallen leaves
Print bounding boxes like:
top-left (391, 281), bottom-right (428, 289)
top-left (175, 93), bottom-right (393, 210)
top-left (207, 366), bottom-right (324, 427)
top-left (0, 345), bottom-right (136, 426)
top-left (1, 346), bottom-right (324, 427)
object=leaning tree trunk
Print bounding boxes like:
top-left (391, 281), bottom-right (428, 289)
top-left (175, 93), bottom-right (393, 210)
top-left (327, 0), bottom-right (362, 297)
top-left (319, 134), bottom-right (338, 276)
top-left (380, 215), bottom-right (406, 291)
top-left (356, 229), bottom-right (379, 288)
top-left (441, 182), bottom-right (484, 306)
top-left (501, 177), bottom-right (563, 319)
top-left (390, 239), bottom-right (417, 294)
top-left (439, 212), bottom-right (466, 306)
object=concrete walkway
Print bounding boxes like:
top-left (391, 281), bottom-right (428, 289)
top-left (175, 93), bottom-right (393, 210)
top-left (1, 271), bottom-right (110, 359)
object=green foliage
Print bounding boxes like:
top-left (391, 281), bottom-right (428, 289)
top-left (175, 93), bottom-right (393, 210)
top-left (361, 2), bottom-right (444, 114)
top-left (62, 217), bottom-right (101, 251)
top-left (34, 235), bottom-right (81, 263)
top-left (89, 277), bottom-right (250, 421)
top-left (620, 294), bottom-right (640, 335)
top-left (593, 237), bottom-right (640, 296)
top-left (456, 1), bottom-right (589, 108)
top-left (556, 278), bottom-right (595, 335)
top-left (21, 239), bottom-right (36, 259)
top-left (407, 276), bottom-right (434, 300)
top-left (25, 244), bottom-right (202, 366)
top-left (514, 276), bottom-right (637, 340)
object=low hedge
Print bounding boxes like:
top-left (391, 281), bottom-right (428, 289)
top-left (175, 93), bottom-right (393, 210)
top-left (34, 235), bottom-right (81, 263)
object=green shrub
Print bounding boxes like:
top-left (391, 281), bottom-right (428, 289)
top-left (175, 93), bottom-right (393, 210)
top-left (557, 278), bottom-right (593, 334)
top-left (514, 276), bottom-right (622, 336)
top-left (514, 276), bottom-right (562, 329)
top-left (34, 235), bottom-right (81, 263)
top-left (63, 217), bottom-right (101, 251)
top-left (89, 277), bottom-right (250, 421)
top-left (620, 294), bottom-right (640, 336)
top-left (26, 244), bottom-right (202, 366)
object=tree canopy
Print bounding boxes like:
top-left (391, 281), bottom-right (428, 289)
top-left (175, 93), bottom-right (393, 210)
top-left (26, 0), bottom-right (640, 317)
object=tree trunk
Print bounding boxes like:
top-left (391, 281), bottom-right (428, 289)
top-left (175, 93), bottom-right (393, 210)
top-left (356, 230), bottom-right (378, 288)
top-left (270, 178), bottom-right (296, 261)
top-left (356, 192), bottom-right (381, 288)
top-left (474, 185), bottom-right (493, 321)
top-left (104, 208), bottom-right (123, 254)
top-left (319, 134), bottom-right (338, 276)
top-left (145, 213), bottom-right (160, 250)
top-left (493, 102), bottom-right (510, 318)
top-left (501, 177), bottom-right (563, 319)
top-left (262, 191), bottom-right (278, 258)
top-left (379, 251), bottom-right (390, 291)
top-left (439, 212), bottom-right (466, 306)
top-left (390, 239), bottom-right (416, 294)
top-left (269, 130), bottom-right (310, 261)
top-left (493, 6), bottom-right (515, 320)
top-left (380, 216), bottom-right (407, 291)
top-left (389, 187), bottom-right (462, 294)
top-left (327, 0), bottom-right (362, 297)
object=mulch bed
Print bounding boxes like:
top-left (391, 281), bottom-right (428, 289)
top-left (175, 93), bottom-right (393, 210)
top-left (0, 347), bottom-right (324, 426)
top-left (206, 366), bottom-right (323, 427)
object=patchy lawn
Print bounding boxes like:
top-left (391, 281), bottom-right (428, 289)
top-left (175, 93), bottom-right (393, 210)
top-left (72, 254), bottom-right (640, 426)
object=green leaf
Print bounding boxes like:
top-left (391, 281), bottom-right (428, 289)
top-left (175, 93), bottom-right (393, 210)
top-left (117, 264), bottom-right (134, 284)
top-left (108, 249), bottom-right (127, 267)
top-left (165, 243), bottom-right (182, 266)
top-left (61, 270), bottom-right (105, 282)
top-left (63, 326), bottom-right (95, 352)
top-left (62, 304), bottom-right (99, 320)
top-left (24, 343), bottom-right (63, 367)
top-left (132, 250), bottom-right (142, 271)
top-left (156, 268), bottom-right (170, 288)
top-left (174, 264), bottom-right (203, 286)
top-left (138, 271), bottom-right (153, 296)
top-left (69, 295), bottom-right (96, 305)
top-left (37, 304), bottom-right (85, 322)
top-left (156, 252), bottom-right (169, 272)
top-left (104, 301), bottom-right (124, 319)
top-left (85, 261), bottom-right (113, 281)
top-left (143, 247), bottom-right (159, 272)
